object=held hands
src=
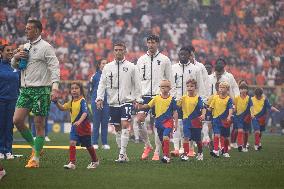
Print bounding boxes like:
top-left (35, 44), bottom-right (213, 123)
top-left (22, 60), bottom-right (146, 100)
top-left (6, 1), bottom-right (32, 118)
top-left (73, 121), bottom-right (81, 127)
top-left (96, 99), bottom-right (103, 110)
top-left (199, 114), bottom-right (205, 121)
top-left (51, 89), bottom-right (60, 103)
top-left (227, 115), bottom-right (232, 122)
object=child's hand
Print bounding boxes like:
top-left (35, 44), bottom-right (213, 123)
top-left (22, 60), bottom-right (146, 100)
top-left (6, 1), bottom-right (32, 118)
top-left (96, 100), bottom-right (103, 110)
top-left (227, 116), bottom-right (232, 122)
top-left (73, 121), bottom-right (81, 127)
top-left (199, 115), bottom-right (205, 121)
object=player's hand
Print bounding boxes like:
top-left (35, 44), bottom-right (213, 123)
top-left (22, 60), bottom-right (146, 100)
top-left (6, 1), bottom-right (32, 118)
top-left (73, 121), bottom-right (80, 127)
top-left (96, 100), bottom-right (103, 110)
top-left (199, 115), bottom-right (205, 121)
top-left (51, 89), bottom-right (60, 103)
top-left (227, 115), bottom-right (232, 122)
top-left (14, 50), bottom-right (28, 61)
top-left (133, 101), bottom-right (139, 110)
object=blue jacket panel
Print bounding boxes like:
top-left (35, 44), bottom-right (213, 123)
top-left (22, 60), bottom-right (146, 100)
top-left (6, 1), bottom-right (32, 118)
top-left (0, 59), bottom-right (19, 101)
top-left (90, 70), bottom-right (107, 104)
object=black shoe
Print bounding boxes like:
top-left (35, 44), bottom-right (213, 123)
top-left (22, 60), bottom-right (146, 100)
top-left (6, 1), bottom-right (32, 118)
top-left (238, 146), bottom-right (242, 152)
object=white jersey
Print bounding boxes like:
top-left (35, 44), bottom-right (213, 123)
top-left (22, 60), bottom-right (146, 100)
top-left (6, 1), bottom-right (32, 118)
top-left (96, 59), bottom-right (142, 106)
top-left (172, 62), bottom-right (205, 100)
top-left (137, 51), bottom-right (174, 97)
top-left (193, 59), bottom-right (209, 98)
top-left (210, 71), bottom-right (240, 98)
top-left (207, 74), bottom-right (215, 96)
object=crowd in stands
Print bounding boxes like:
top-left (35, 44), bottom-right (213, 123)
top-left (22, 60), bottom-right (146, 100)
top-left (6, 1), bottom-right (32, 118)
top-left (1, 0), bottom-right (283, 85)
top-left (0, 0), bottom-right (283, 104)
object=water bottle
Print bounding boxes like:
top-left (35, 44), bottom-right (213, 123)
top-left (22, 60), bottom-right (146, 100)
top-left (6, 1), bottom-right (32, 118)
top-left (18, 43), bottom-right (30, 70)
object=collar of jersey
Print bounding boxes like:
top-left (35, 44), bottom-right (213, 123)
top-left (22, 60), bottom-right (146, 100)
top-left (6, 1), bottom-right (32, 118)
top-left (29, 36), bottom-right (42, 45)
top-left (178, 61), bottom-right (191, 66)
top-left (146, 51), bottom-right (160, 58)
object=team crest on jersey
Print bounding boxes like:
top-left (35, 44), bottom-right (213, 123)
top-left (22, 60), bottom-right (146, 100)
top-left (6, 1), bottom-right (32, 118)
top-left (188, 70), bottom-right (191, 74)
top-left (123, 67), bottom-right (128, 72)
top-left (33, 48), bottom-right (37, 53)
top-left (157, 60), bottom-right (161, 65)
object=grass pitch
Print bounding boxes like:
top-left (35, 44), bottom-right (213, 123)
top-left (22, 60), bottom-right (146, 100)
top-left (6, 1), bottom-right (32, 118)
top-left (1, 133), bottom-right (284, 189)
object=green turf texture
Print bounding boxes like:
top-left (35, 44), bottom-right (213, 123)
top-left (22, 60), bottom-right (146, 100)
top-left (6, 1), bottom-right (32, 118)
top-left (1, 133), bottom-right (284, 189)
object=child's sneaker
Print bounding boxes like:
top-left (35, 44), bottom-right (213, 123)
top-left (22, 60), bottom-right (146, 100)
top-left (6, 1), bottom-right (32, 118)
top-left (141, 146), bottom-right (153, 160)
top-left (87, 161), bottom-right (99, 169)
top-left (93, 144), bottom-right (99, 150)
top-left (115, 154), bottom-right (129, 163)
top-left (196, 153), bottom-right (203, 161)
top-left (25, 160), bottom-right (39, 168)
top-left (223, 153), bottom-right (230, 158)
top-left (0, 153), bottom-right (4, 160)
top-left (0, 169), bottom-right (6, 180)
top-left (242, 147), bottom-right (248, 152)
top-left (5, 153), bottom-right (14, 160)
top-left (180, 153), bottom-right (189, 161)
top-left (170, 149), bottom-right (179, 157)
top-left (212, 150), bottom-right (219, 158)
top-left (161, 156), bottom-right (170, 164)
top-left (64, 162), bottom-right (76, 170)
top-left (254, 145), bottom-right (262, 151)
top-left (151, 152), bottom-right (160, 161)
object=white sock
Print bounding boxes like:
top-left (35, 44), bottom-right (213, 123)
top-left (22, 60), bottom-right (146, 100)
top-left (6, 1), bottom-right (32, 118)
top-left (120, 129), bottom-right (129, 155)
top-left (202, 122), bottom-right (210, 142)
top-left (116, 131), bottom-right (121, 149)
top-left (133, 116), bottom-right (140, 140)
top-left (139, 121), bottom-right (152, 148)
top-left (172, 123), bottom-right (181, 150)
top-left (179, 120), bottom-right (184, 149)
top-left (154, 127), bottom-right (161, 153)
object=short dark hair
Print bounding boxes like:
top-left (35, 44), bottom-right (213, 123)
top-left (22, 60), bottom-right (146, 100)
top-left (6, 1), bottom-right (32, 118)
top-left (0, 44), bottom-right (9, 52)
top-left (113, 42), bottom-right (126, 49)
top-left (179, 46), bottom-right (193, 54)
top-left (215, 58), bottom-right (226, 72)
top-left (27, 19), bottom-right (42, 32)
top-left (239, 83), bottom-right (248, 90)
top-left (186, 45), bottom-right (195, 53)
top-left (254, 87), bottom-right (263, 97)
top-left (147, 35), bottom-right (160, 43)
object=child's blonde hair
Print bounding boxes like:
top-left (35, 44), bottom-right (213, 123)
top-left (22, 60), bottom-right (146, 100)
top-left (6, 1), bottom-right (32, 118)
top-left (160, 79), bottom-right (171, 88)
top-left (219, 81), bottom-right (230, 89)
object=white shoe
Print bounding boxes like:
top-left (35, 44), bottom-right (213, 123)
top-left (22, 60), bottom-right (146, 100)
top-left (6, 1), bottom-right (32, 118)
top-left (115, 154), bottom-right (129, 163)
top-left (180, 153), bottom-right (189, 161)
top-left (230, 143), bottom-right (238, 149)
top-left (161, 156), bottom-right (170, 163)
top-left (242, 148), bottom-right (248, 152)
top-left (63, 162), bottom-right (76, 170)
top-left (0, 169), bottom-right (6, 180)
top-left (5, 153), bottom-right (14, 160)
top-left (45, 136), bottom-right (51, 142)
top-left (213, 150), bottom-right (219, 157)
top-left (196, 153), bottom-right (204, 161)
top-left (93, 145), bottom-right (99, 150)
top-left (0, 153), bottom-right (4, 160)
top-left (87, 161), bottom-right (99, 169)
top-left (102, 145), bottom-right (110, 150)
top-left (223, 153), bottom-right (230, 158)
top-left (254, 145), bottom-right (259, 151)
